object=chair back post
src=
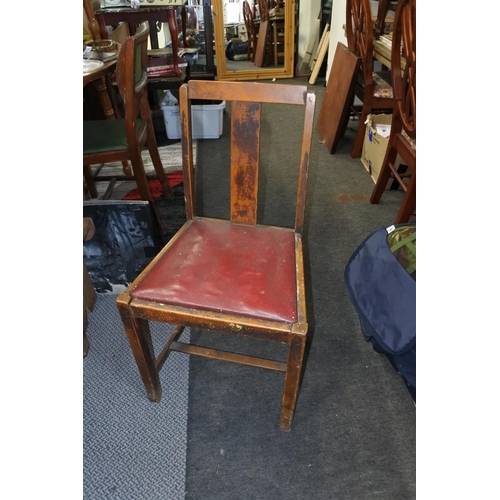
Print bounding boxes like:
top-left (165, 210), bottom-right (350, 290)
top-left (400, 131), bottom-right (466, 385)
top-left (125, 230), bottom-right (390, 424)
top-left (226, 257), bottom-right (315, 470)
top-left (179, 83), bottom-right (196, 220)
top-left (116, 23), bottom-right (150, 147)
top-left (391, 0), bottom-right (416, 139)
top-left (346, 0), bottom-right (374, 90)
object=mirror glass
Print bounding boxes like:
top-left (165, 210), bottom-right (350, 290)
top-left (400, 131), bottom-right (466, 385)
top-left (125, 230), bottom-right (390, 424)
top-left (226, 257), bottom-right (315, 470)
top-left (213, 0), bottom-right (295, 81)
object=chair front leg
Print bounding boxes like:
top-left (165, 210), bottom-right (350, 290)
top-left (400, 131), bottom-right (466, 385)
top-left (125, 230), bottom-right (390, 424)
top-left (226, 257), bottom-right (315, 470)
top-left (116, 294), bottom-right (162, 402)
top-left (280, 332), bottom-right (307, 431)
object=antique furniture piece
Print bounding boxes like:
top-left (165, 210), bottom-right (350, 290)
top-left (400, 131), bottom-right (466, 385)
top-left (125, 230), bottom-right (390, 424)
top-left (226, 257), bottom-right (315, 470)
top-left (95, 5), bottom-right (187, 89)
top-left (373, 0), bottom-right (397, 38)
top-left (213, 0), bottom-right (295, 81)
top-left (116, 79), bottom-right (316, 431)
top-left (317, 42), bottom-right (360, 154)
top-left (242, 0), bottom-right (258, 62)
top-left (344, 0), bottom-right (394, 158)
top-left (83, 23), bottom-right (172, 234)
top-left (370, 0), bottom-right (416, 223)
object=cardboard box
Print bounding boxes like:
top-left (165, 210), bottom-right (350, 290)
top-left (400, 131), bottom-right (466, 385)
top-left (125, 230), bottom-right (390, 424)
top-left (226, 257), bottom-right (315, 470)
top-left (361, 114), bottom-right (392, 183)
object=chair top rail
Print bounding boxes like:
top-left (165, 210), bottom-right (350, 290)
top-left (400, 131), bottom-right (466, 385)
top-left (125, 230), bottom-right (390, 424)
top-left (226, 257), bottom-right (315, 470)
top-left (186, 80), bottom-right (310, 106)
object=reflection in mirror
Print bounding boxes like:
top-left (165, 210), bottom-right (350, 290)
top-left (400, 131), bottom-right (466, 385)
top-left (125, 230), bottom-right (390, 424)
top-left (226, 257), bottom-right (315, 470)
top-left (213, 0), bottom-right (295, 81)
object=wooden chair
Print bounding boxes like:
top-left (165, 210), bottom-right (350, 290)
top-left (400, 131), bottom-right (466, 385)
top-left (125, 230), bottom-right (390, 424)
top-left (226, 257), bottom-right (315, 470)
top-left (116, 80), bottom-right (316, 431)
top-left (83, 23), bottom-right (172, 234)
top-left (243, 0), bottom-right (258, 62)
top-left (343, 0), bottom-right (394, 158)
top-left (370, 0), bottom-right (416, 223)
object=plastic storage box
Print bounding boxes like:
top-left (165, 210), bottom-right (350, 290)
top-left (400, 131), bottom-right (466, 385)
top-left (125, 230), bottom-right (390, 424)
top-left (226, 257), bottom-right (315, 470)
top-left (160, 92), bottom-right (225, 140)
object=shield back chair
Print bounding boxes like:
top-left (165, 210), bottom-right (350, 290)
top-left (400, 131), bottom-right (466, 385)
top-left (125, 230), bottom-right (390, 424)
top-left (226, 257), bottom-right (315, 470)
top-left (243, 0), bottom-right (258, 62)
top-left (116, 80), bottom-right (316, 431)
top-left (83, 22), bottom-right (172, 234)
top-left (370, 0), bottom-right (416, 223)
top-left (344, 0), bottom-right (394, 158)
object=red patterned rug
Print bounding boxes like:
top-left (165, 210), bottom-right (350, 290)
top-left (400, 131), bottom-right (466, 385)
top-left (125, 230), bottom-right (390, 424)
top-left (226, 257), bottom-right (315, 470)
top-left (122, 170), bottom-right (183, 200)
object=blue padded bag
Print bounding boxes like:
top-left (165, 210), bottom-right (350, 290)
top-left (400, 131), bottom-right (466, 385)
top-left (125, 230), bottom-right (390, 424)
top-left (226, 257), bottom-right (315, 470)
top-left (344, 224), bottom-right (416, 400)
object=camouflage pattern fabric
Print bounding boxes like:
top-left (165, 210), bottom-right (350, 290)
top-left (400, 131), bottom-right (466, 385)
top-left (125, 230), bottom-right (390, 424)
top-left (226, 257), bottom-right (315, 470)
top-left (387, 225), bottom-right (416, 280)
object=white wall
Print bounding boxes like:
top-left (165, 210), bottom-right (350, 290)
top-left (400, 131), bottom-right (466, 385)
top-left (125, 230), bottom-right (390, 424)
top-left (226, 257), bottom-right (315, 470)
top-left (326, 0), bottom-right (379, 79)
top-left (298, 0), bottom-right (322, 59)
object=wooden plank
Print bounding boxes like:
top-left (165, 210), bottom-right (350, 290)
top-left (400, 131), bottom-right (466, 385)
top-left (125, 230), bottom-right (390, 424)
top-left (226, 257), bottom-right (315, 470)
top-left (309, 23), bottom-right (329, 74)
top-left (169, 341), bottom-right (287, 372)
top-left (254, 20), bottom-right (270, 67)
top-left (308, 31), bottom-right (329, 85)
top-left (317, 42), bottom-right (361, 153)
top-left (230, 101), bottom-right (261, 225)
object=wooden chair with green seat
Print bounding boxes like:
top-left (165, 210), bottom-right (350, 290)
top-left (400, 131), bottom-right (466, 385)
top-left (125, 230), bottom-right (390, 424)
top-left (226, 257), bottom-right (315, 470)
top-left (83, 22), bottom-right (172, 234)
top-left (116, 80), bottom-right (316, 431)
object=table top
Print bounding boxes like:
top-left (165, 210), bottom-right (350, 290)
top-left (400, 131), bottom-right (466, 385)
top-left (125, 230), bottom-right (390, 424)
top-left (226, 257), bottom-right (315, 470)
top-left (83, 59), bottom-right (117, 87)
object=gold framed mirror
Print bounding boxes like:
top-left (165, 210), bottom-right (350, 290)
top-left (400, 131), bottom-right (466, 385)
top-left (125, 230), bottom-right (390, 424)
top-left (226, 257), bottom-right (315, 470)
top-left (212, 0), bottom-right (295, 81)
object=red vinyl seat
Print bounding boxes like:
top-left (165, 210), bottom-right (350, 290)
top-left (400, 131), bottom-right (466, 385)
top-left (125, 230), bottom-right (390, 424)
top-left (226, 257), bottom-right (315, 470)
top-left (131, 219), bottom-right (298, 323)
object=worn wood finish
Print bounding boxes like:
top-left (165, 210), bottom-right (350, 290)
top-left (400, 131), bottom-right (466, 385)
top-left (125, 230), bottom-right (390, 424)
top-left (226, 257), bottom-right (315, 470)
top-left (187, 80), bottom-right (307, 106)
top-left (295, 93), bottom-right (316, 235)
top-left (179, 85), bottom-right (196, 220)
top-left (230, 101), bottom-right (261, 225)
top-left (370, 0), bottom-right (416, 223)
top-left (317, 43), bottom-right (360, 154)
top-left (83, 23), bottom-right (172, 234)
top-left (170, 342), bottom-right (288, 372)
top-left (117, 81), bottom-right (316, 431)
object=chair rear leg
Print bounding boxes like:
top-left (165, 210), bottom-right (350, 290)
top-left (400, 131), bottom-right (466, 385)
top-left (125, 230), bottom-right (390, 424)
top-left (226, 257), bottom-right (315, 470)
top-left (370, 143), bottom-right (398, 204)
top-left (83, 165), bottom-right (98, 198)
top-left (116, 294), bottom-right (162, 402)
top-left (145, 125), bottom-right (172, 197)
top-left (395, 170), bottom-right (416, 224)
top-left (350, 103), bottom-right (371, 158)
top-left (130, 151), bottom-right (164, 234)
top-left (280, 333), bottom-right (307, 431)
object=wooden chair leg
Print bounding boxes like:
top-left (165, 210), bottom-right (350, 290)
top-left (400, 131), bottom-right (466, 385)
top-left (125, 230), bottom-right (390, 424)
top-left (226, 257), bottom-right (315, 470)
top-left (370, 143), bottom-right (398, 204)
top-left (146, 133), bottom-right (172, 197)
top-left (280, 333), bottom-right (307, 431)
top-left (394, 170), bottom-right (416, 224)
top-left (129, 150), bottom-right (164, 234)
top-left (350, 102), bottom-right (371, 158)
top-left (116, 293), bottom-right (162, 402)
top-left (84, 164), bottom-right (98, 198)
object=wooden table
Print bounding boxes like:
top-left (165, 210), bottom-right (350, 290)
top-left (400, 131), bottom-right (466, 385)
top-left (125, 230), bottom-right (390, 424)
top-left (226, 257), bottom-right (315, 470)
top-left (96, 7), bottom-right (183, 78)
top-left (83, 59), bottom-right (117, 119)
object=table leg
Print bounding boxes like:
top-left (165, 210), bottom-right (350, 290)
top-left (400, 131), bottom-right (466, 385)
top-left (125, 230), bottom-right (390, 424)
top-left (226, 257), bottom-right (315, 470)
top-left (167, 9), bottom-right (182, 77)
top-left (273, 21), bottom-right (278, 66)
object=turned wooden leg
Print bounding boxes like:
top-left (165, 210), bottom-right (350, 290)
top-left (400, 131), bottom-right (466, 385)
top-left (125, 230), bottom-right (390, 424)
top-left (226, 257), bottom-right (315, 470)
top-left (116, 293), bottom-right (162, 402)
top-left (280, 333), bottom-right (307, 431)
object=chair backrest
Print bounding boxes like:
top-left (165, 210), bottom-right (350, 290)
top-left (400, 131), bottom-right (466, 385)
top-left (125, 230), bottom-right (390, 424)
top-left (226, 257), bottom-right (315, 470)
top-left (179, 81), bottom-right (316, 235)
top-left (243, 0), bottom-right (256, 35)
top-left (258, 0), bottom-right (269, 22)
top-left (116, 23), bottom-right (150, 127)
top-left (346, 0), bottom-right (374, 89)
top-left (391, 0), bottom-right (416, 139)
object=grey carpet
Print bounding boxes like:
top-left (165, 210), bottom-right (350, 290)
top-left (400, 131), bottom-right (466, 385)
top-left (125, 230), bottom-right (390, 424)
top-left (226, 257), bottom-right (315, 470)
top-left (83, 293), bottom-right (190, 500)
top-left (183, 77), bottom-right (416, 499)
